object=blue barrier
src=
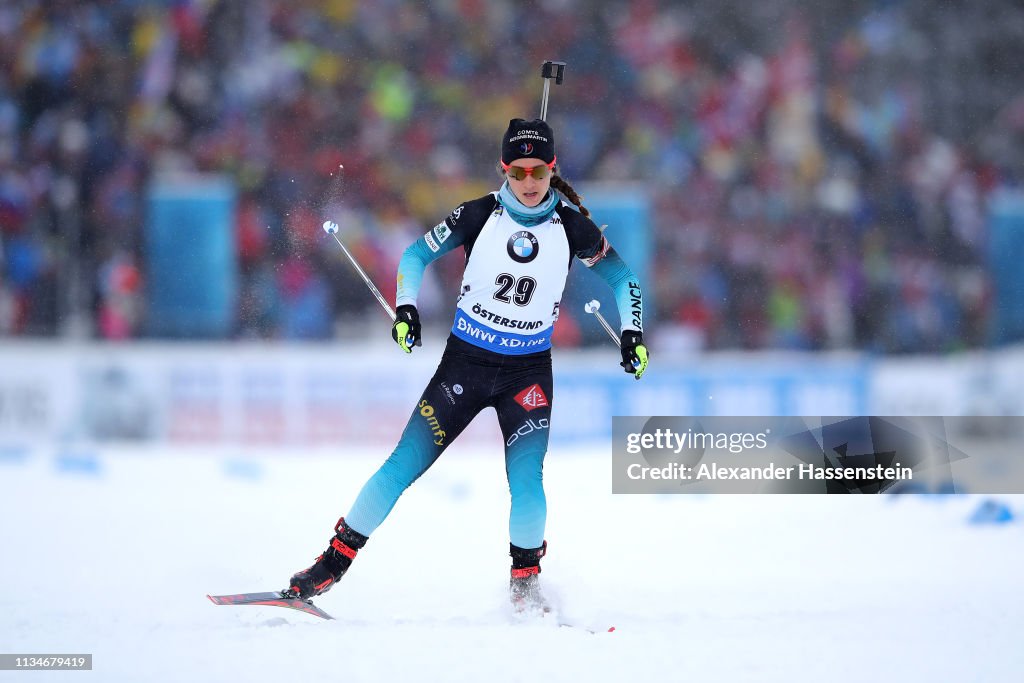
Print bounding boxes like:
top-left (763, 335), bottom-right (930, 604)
top-left (0, 446), bottom-right (30, 464)
top-left (223, 458), bottom-right (265, 481)
top-left (550, 359), bottom-right (869, 444)
top-left (968, 499), bottom-right (1016, 525)
top-left (54, 451), bottom-right (102, 476)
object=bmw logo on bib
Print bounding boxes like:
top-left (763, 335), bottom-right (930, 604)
top-left (507, 231), bottom-right (539, 264)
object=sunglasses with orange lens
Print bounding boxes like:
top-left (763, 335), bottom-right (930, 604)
top-left (502, 159), bottom-right (556, 181)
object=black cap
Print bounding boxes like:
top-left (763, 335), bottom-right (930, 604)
top-left (501, 118), bottom-right (556, 164)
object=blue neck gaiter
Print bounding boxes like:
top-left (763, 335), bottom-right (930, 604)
top-left (497, 182), bottom-right (559, 227)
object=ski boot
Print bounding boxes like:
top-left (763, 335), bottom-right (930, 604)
top-left (510, 540), bottom-right (548, 613)
top-left (286, 517), bottom-right (368, 599)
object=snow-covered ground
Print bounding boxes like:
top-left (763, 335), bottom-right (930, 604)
top-left (1, 443), bottom-right (1022, 682)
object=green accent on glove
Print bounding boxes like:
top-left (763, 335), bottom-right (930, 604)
top-left (619, 330), bottom-right (648, 379)
top-left (633, 344), bottom-right (649, 380)
top-left (394, 321), bottom-right (413, 353)
top-left (391, 304), bottom-right (421, 353)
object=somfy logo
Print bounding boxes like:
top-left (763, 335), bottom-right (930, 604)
top-left (418, 399), bottom-right (446, 446)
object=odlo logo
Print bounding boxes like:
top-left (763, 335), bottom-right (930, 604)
top-left (507, 418), bottom-right (549, 447)
top-left (419, 399), bottom-right (446, 446)
top-left (514, 384), bottom-right (548, 411)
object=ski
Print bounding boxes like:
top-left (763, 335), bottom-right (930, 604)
top-left (207, 591), bottom-right (334, 620)
top-left (513, 601), bottom-right (616, 634)
top-left (208, 591), bottom-right (612, 630)
top-left (558, 622), bottom-right (616, 634)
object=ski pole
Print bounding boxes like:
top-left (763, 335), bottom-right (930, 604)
top-left (584, 299), bottom-right (620, 348)
top-left (587, 299), bottom-right (643, 377)
top-left (322, 220), bottom-right (396, 322)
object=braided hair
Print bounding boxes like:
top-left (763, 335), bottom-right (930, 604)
top-left (550, 174), bottom-right (591, 219)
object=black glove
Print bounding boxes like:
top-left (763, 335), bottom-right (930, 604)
top-left (391, 304), bottom-right (422, 353)
top-left (619, 330), bottom-right (649, 379)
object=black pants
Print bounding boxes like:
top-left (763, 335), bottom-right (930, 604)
top-left (346, 335), bottom-right (553, 547)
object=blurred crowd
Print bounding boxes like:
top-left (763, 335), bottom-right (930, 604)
top-left (1, 0), bottom-right (1023, 352)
